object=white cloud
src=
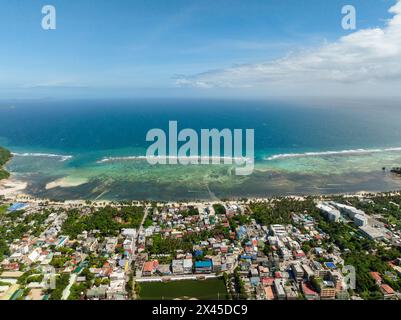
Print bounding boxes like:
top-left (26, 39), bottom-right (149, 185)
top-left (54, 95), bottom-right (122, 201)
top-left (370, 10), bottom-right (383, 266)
top-left (176, 0), bottom-right (401, 97)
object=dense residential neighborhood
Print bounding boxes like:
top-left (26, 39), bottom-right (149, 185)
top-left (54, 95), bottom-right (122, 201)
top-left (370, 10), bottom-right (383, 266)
top-left (1, 191), bottom-right (401, 300)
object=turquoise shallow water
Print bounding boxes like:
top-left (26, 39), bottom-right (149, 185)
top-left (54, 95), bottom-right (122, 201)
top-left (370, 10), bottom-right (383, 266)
top-left (1, 99), bottom-right (401, 200)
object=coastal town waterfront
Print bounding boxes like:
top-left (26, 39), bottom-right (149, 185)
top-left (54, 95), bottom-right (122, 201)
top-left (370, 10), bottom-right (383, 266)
top-left (2, 185), bottom-right (401, 301)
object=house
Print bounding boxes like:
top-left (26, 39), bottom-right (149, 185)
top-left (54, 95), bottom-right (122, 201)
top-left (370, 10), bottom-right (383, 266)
top-left (273, 279), bottom-right (286, 300)
top-left (318, 280), bottom-right (336, 300)
top-left (183, 259), bottom-right (193, 274)
top-left (87, 287), bottom-right (107, 300)
top-left (302, 282), bottom-right (319, 300)
top-left (302, 264), bottom-right (314, 280)
top-left (261, 277), bottom-right (275, 287)
top-left (157, 264), bottom-right (172, 276)
top-left (370, 272), bottom-right (382, 285)
top-left (292, 263), bottom-right (304, 281)
top-left (293, 250), bottom-right (305, 260)
top-left (123, 239), bottom-right (134, 253)
top-left (270, 225), bottom-right (287, 237)
top-left (122, 228), bottom-right (136, 239)
top-left (250, 277), bottom-right (260, 287)
top-left (211, 256), bottom-right (222, 273)
top-left (56, 236), bottom-right (69, 248)
top-left (143, 260), bottom-right (158, 277)
top-left (108, 270), bottom-right (127, 300)
top-left (104, 237), bottom-right (118, 253)
top-left (285, 285), bottom-right (299, 300)
top-left (264, 285), bottom-right (275, 300)
top-left (195, 260), bottom-right (213, 274)
top-left (380, 284), bottom-right (396, 300)
top-left (258, 266), bottom-right (269, 277)
top-left (314, 247), bottom-right (324, 256)
top-left (172, 260), bottom-right (184, 275)
top-left (83, 237), bottom-right (98, 253)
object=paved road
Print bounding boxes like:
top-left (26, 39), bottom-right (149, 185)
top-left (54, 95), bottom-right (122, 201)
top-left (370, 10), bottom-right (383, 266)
top-left (131, 206), bottom-right (151, 299)
top-left (61, 273), bottom-right (77, 300)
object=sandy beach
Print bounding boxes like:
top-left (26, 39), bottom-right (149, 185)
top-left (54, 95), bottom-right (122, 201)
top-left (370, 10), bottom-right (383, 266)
top-left (0, 177), bottom-right (27, 197)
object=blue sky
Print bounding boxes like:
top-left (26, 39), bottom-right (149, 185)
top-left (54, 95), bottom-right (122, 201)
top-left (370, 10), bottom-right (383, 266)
top-left (0, 0), bottom-right (399, 98)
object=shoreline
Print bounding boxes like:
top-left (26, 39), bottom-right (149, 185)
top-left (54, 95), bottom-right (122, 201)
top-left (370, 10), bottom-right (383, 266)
top-left (0, 177), bottom-right (28, 198)
top-left (2, 146), bottom-right (401, 204)
top-left (1, 172), bottom-right (400, 206)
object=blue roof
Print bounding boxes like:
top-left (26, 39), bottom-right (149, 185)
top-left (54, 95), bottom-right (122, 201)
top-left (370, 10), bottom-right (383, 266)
top-left (324, 262), bottom-right (337, 269)
top-left (7, 203), bottom-right (28, 212)
top-left (194, 250), bottom-right (203, 257)
top-left (240, 255), bottom-right (252, 260)
top-left (195, 260), bottom-right (212, 268)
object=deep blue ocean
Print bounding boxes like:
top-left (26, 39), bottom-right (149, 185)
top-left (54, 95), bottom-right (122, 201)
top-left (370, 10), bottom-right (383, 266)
top-left (1, 99), bottom-right (401, 200)
top-left (1, 99), bottom-right (401, 155)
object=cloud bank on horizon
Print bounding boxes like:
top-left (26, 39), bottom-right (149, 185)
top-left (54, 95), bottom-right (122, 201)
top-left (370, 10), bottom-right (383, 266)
top-left (176, 0), bottom-right (401, 97)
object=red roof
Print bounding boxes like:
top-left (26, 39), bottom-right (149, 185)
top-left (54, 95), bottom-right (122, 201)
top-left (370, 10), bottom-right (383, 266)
top-left (262, 277), bottom-right (275, 286)
top-left (381, 284), bottom-right (395, 295)
top-left (370, 272), bottom-right (382, 282)
top-left (302, 282), bottom-right (318, 296)
top-left (264, 286), bottom-right (275, 300)
top-left (143, 261), bottom-right (155, 272)
top-left (294, 251), bottom-right (305, 258)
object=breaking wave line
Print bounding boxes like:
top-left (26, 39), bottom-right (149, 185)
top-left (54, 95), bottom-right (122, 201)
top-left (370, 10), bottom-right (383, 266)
top-left (97, 155), bottom-right (252, 164)
top-left (265, 147), bottom-right (401, 161)
top-left (12, 152), bottom-right (73, 162)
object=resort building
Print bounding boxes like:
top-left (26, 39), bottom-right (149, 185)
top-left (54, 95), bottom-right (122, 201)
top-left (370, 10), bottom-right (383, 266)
top-left (316, 203), bottom-right (341, 222)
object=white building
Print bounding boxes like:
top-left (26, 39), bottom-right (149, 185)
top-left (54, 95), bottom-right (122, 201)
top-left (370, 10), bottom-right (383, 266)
top-left (291, 263), bottom-right (304, 281)
top-left (270, 225), bottom-right (287, 237)
top-left (331, 203), bottom-right (365, 219)
top-left (316, 203), bottom-right (341, 222)
top-left (359, 226), bottom-right (386, 241)
top-left (354, 214), bottom-right (368, 227)
top-left (183, 259), bottom-right (193, 274)
top-left (274, 279), bottom-right (286, 300)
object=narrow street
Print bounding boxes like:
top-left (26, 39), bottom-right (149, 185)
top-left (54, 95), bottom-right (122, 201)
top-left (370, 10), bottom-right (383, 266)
top-left (131, 206), bottom-right (151, 299)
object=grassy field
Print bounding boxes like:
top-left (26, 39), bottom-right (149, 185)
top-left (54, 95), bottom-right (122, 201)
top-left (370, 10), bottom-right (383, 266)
top-left (138, 278), bottom-right (228, 300)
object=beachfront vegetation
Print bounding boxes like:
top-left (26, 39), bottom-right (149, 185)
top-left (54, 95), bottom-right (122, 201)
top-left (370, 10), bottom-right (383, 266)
top-left (61, 205), bottom-right (144, 239)
top-left (0, 146), bottom-right (12, 180)
top-left (250, 197), bottom-right (306, 226)
top-left (181, 205), bottom-right (199, 217)
top-left (146, 225), bottom-right (231, 256)
top-left (213, 204), bottom-right (226, 215)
